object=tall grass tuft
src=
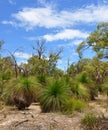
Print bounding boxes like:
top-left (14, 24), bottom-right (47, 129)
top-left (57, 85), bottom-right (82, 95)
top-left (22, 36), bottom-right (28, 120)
top-left (2, 77), bottom-right (40, 109)
top-left (39, 78), bottom-right (69, 112)
top-left (62, 98), bottom-right (87, 114)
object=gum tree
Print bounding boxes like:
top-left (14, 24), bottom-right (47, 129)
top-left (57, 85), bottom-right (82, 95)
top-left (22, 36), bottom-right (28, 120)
top-left (77, 22), bottom-right (108, 59)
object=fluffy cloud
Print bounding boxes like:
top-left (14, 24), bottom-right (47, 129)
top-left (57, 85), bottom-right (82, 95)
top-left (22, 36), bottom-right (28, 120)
top-left (43, 29), bottom-right (88, 41)
top-left (26, 29), bottom-right (88, 42)
top-left (2, 21), bottom-right (17, 27)
top-left (59, 39), bottom-right (83, 48)
top-left (2, 5), bottom-right (108, 30)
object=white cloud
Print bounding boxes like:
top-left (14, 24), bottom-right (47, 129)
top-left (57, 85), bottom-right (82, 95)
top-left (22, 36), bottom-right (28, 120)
top-left (59, 39), bottom-right (83, 48)
top-left (2, 5), bottom-right (108, 30)
top-left (72, 39), bottom-right (83, 46)
top-left (43, 29), bottom-right (88, 41)
top-left (26, 29), bottom-right (88, 42)
top-left (14, 52), bottom-right (32, 59)
top-left (2, 21), bottom-right (17, 27)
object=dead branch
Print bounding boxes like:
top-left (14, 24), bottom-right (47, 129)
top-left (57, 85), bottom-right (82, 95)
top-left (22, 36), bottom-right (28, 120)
top-left (14, 119), bottom-right (29, 127)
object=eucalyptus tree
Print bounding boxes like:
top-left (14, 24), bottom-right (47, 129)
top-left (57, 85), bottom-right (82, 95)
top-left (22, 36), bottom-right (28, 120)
top-left (77, 22), bottom-right (108, 59)
top-left (6, 48), bottom-right (23, 78)
top-left (67, 58), bottom-right (93, 77)
top-left (28, 55), bottom-right (49, 76)
top-left (48, 48), bottom-right (63, 76)
top-left (32, 39), bottom-right (46, 60)
top-left (76, 22), bottom-right (108, 96)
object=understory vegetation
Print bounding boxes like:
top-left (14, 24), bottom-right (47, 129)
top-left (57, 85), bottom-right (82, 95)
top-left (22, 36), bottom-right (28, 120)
top-left (0, 23), bottom-right (108, 125)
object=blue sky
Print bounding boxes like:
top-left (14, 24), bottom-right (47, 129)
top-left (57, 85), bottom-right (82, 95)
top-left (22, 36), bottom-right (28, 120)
top-left (0, 0), bottom-right (108, 70)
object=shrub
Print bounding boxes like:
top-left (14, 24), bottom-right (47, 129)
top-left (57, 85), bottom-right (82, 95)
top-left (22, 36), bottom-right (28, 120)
top-left (37, 75), bottom-right (46, 86)
top-left (73, 99), bottom-right (87, 112)
top-left (82, 113), bottom-right (97, 129)
top-left (76, 71), bottom-right (88, 84)
top-left (62, 98), bottom-right (87, 114)
top-left (70, 82), bottom-right (90, 100)
top-left (81, 113), bottom-right (108, 130)
top-left (39, 78), bottom-right (69, 112)
top-left (2, 77), bottom-right (40, 109)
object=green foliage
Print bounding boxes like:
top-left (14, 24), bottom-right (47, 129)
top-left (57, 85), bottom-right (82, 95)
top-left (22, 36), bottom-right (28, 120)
top-left (0, 70), bottom-right (12, 98)
top-left (101, 82), bottom-right (108, 94)
top-left (2, 77), bottom-right (40, 109)
top-left (81, 112), bottom-right (108, 130)
top-left (76, 71), bottom-right (89, 84)
top-left (82, 113), bottom-right (97, 129)
top-left (39, 78), bottom-right (69, 112)
top-left (0, 24), bottom-right (108, 114)
top-left (37, 75), bottom-right (46, 86)
top-left (70, 81), bottom-right (90, 100)
top-left (69, 69), bottom-right (101, 100)
top-left (28, 56), bottom-right (49, 76)
top-left (74, 99), bottom-right (87, 112)
top-left (77, 22), bottom-right (108, 59)
top-left (2, 78), bottom-right (17, 105)
top-left (0, 70), bottom-right (11, 81)
top-left (62, 98), bottom-right (87, 114)
top-left (75, 83), bottom-right (90, 99)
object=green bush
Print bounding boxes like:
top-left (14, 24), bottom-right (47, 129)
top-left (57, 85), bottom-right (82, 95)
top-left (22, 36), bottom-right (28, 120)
top-left (39, 79), bottom-right (69, 112)
top-left (2, 77), bottom-right (40, 109)
top-left (74, 99), bottom-right (87, 112)
top-left (82, 113), bottom-right (97, 130)
top-left (76, 71), bottom-right (88, 84)
top-left (70, 82), bottom-right (90, 100)
top-left (62, 98), bottom-right (87, 114)
top-left (37, 75), bottom-right (46, 85)
top-left (81, 112), bottom-right (108, 130)
top-left (2, 78), bottom-right (17, 105)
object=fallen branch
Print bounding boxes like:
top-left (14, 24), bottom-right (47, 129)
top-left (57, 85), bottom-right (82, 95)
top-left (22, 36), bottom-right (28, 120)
top-left (14, 119), bottom-right (29, 127)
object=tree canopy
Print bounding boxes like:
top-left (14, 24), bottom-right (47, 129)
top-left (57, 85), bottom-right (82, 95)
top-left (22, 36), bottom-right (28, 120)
top-left (77, 22), bottom-right (108, 59)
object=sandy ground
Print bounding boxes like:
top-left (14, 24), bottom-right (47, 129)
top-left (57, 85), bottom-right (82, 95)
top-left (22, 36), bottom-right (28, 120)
top-left (0, 95), bottom-right (108, 130)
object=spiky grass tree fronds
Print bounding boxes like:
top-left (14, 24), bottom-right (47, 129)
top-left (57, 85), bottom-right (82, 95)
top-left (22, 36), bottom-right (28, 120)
top-left (2, 77), bottom-right (40, 109)
top-left (2, 78), bottom-right (17, 105)
top-left (76, 83), bottom-right (90, 99)
top-left (14, 77), bottom-right (40, 109)
top-left (37, 75), bottom-right (47, 86)
top-left (0, 70), bottom-right (12, 98)
top-left (70, 82), bottom-right (90, 100)
top-left (76, 71), bottom-right (89, 84)
top-left (69, 71), bottom-right (92, 100)
top-left (39, 79), bottom-right (69, 112)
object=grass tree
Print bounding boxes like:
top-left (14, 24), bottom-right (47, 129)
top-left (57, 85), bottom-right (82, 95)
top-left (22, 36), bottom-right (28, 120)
top-left (69, 72), bottom-right (90, 100)
top-left (3, 77), bottom-right (40, 110)
top-left (39, 78), bottom-right (69, 112)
